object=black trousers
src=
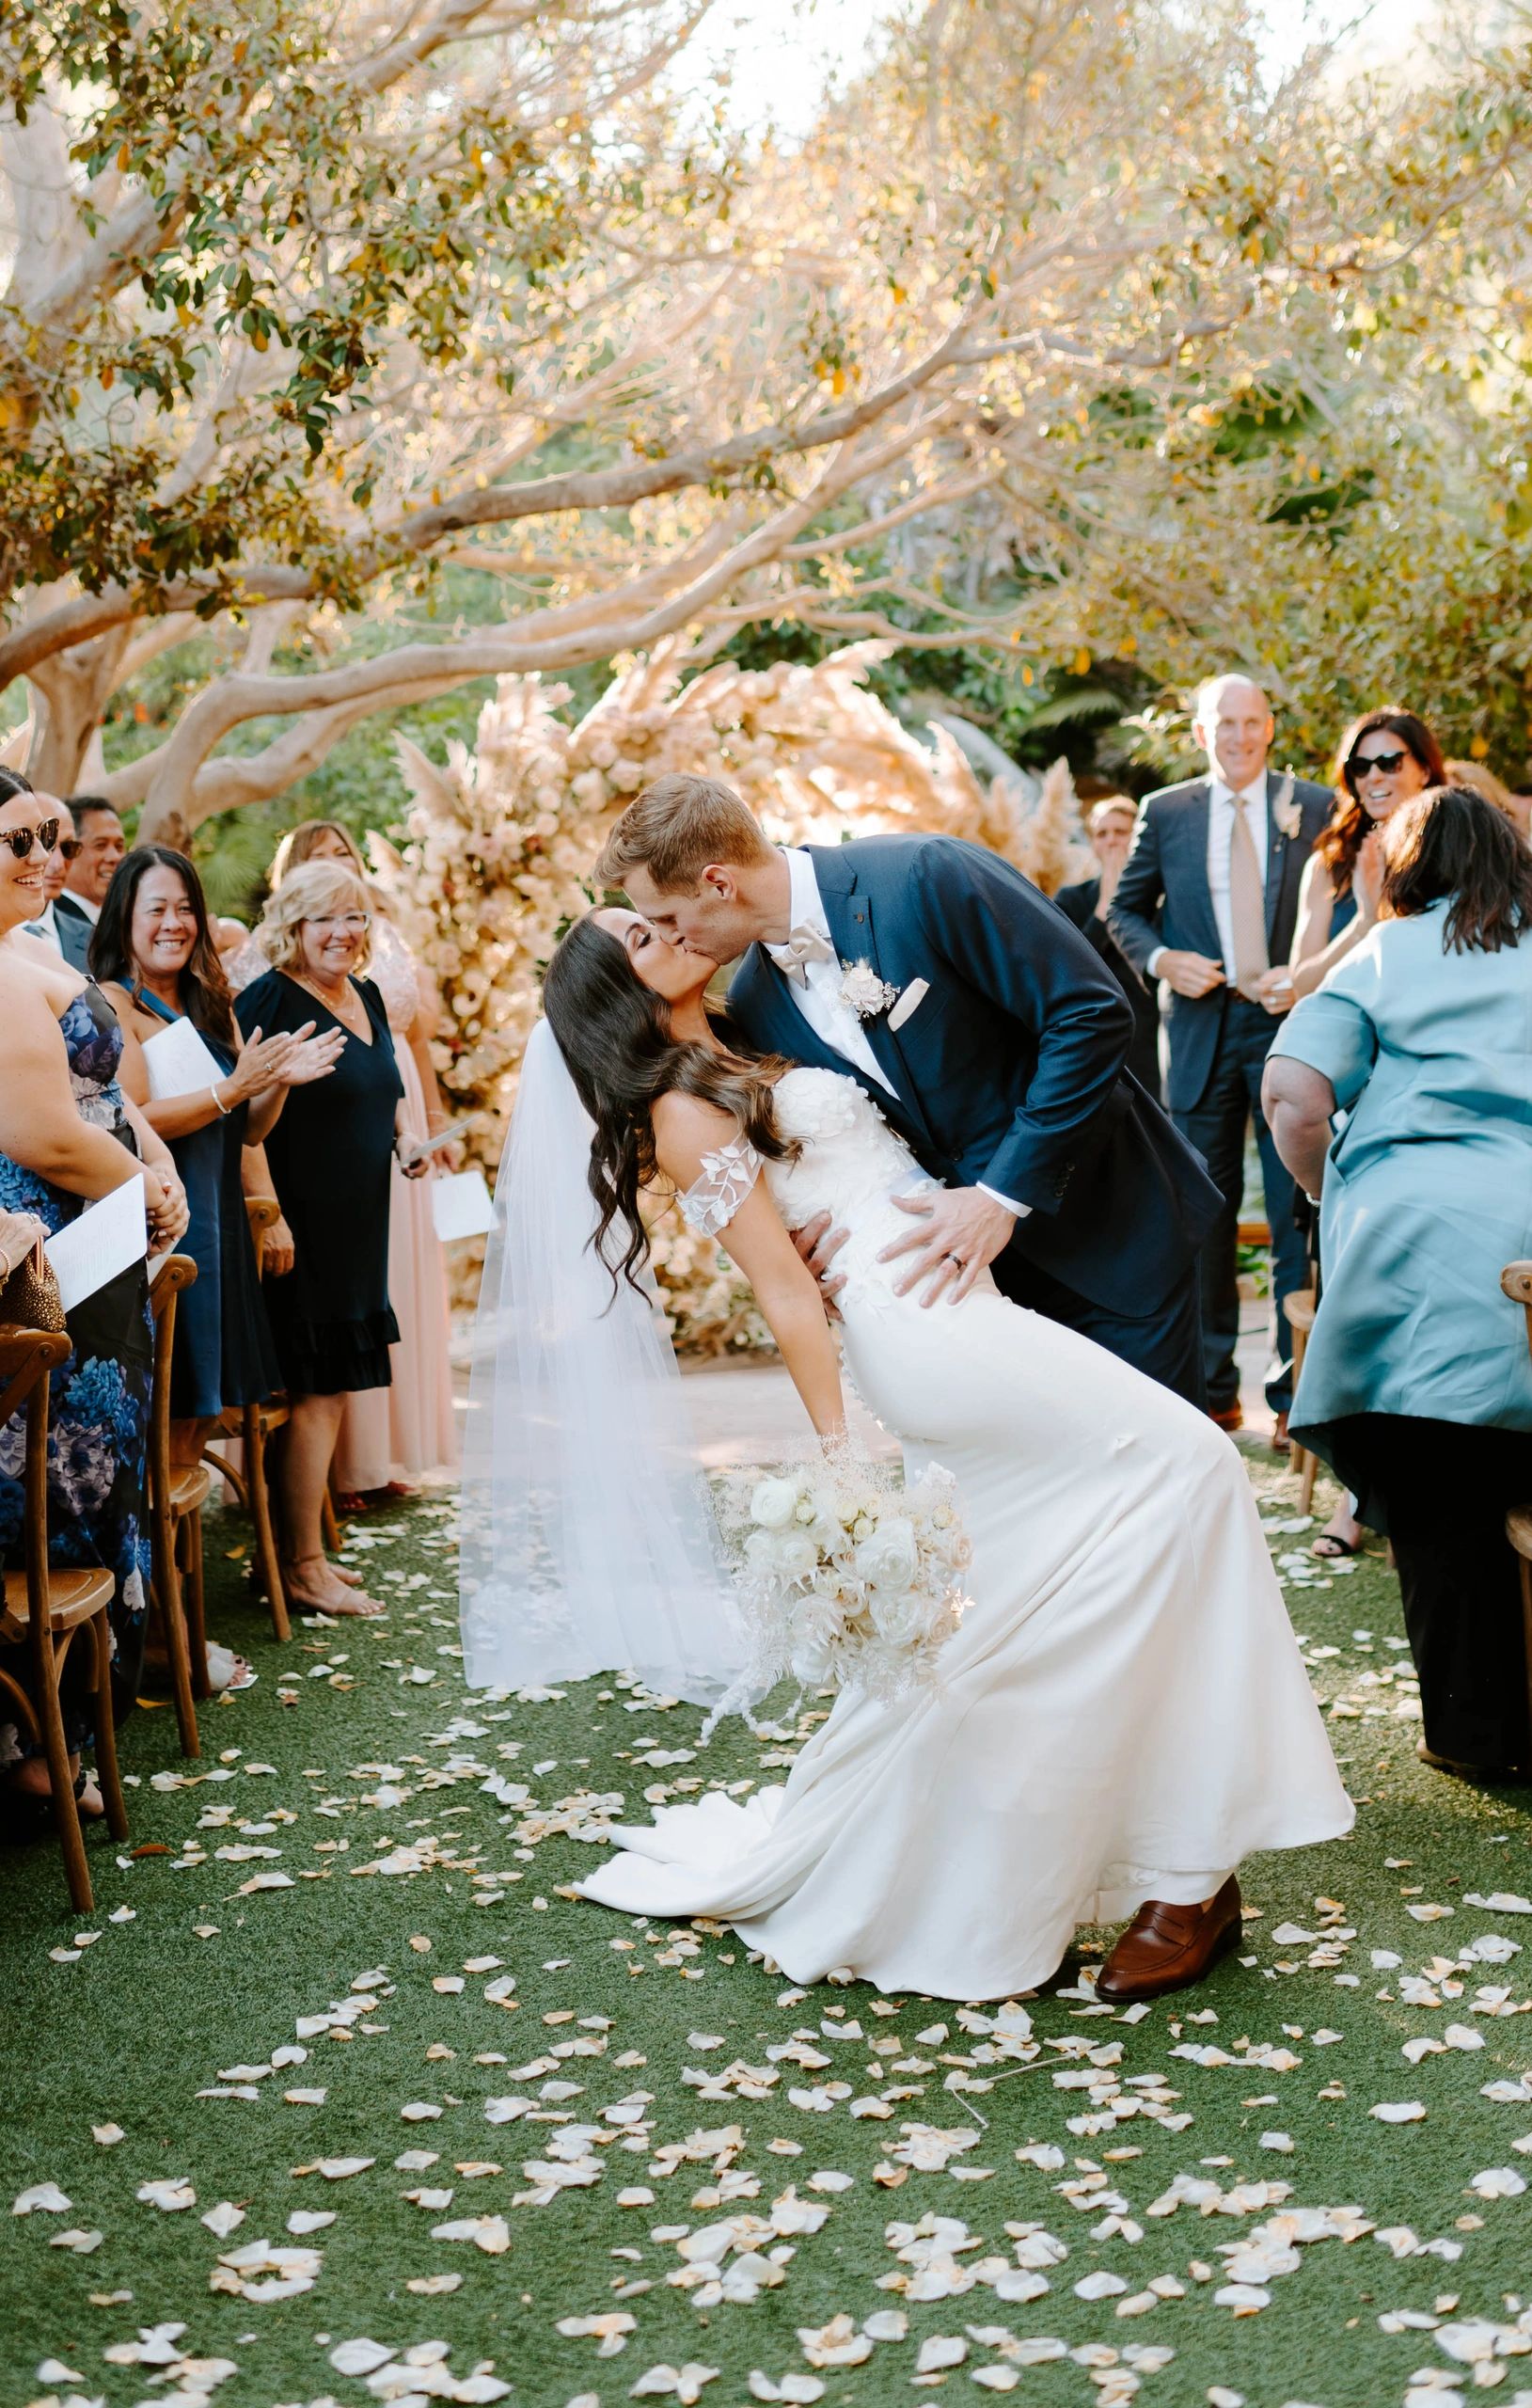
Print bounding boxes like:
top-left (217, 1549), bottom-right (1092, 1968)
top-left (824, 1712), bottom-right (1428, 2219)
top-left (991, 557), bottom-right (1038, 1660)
top-left (1321, 1413), bottom-right (1532, 1772)
top-left (1174, 997), bottom-right (1307, 1416)
top-left (1001, 1257), bottom-right (1207, 1410)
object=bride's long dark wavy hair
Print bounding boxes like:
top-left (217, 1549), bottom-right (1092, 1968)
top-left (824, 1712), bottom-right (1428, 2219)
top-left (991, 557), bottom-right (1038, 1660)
top-left (542, 913), bottom-right (798, 1295)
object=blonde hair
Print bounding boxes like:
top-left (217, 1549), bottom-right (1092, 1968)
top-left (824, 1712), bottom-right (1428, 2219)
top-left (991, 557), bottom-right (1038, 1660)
top-left (594, 773), bottom-right (774, 895)
top-left (271, 817), bottom-right (368, 886)
top-left (1087, 795), bottom-right (1138, 834)
top-left (256, 860), bottom-right (372, 975)
top-left (1445, 759), bottom-right (1520, 823)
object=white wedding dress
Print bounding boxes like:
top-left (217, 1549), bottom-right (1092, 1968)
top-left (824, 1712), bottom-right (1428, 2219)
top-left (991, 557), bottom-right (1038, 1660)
top-left (578, 1068), bottom-right (1353, 2000)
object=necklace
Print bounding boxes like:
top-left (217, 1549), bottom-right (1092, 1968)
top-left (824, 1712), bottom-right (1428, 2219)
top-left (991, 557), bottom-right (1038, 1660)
top-left (290, 968), bottom-right (367, 1035)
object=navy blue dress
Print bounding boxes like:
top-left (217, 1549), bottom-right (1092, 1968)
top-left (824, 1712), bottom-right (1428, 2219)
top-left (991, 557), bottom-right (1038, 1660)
top-left (234, 971), bottom-right (402, 1395)
top-left (0, 984), bottom-right (153, 1752)
top-left (130, 989), bottom-right (280, 1419)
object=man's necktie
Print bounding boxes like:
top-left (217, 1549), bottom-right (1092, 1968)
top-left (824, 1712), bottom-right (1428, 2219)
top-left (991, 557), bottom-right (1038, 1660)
top-left (1228, 796), bottom-right (1270, 1000)
top-left (766, 924), bottom-right (837, 990)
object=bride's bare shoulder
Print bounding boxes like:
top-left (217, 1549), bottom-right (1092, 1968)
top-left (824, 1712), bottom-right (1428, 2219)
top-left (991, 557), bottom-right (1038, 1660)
top-left (651, 1088), bottom-right (746, 1182)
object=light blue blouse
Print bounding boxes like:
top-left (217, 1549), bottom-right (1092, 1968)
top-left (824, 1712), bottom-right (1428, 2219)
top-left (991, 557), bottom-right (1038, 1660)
top-left (1270, 902), bottom-right (1532, 1434)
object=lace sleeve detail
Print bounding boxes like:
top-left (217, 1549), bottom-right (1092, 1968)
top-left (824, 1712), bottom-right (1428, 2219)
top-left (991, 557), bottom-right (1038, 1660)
top-left (678, 1136), bottom-right (763, 1239)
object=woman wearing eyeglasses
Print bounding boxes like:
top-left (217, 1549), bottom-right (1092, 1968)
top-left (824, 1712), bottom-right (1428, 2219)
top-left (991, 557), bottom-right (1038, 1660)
top-left (0, 770), bottom-right (190, 1830)
top-left (234, 861), bottom-right (428, 1616)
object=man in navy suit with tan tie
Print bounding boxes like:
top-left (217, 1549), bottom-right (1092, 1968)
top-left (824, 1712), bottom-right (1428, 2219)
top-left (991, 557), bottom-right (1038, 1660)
top-left (1110, 676), bottom-right (1331, 1443)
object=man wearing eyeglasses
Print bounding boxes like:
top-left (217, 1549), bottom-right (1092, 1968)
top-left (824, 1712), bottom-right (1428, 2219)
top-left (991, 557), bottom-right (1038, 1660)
top-left (52, 795), bottom-right (125, 971)
top-left (20, 799), bottom-right (80, 955)
top-left (1109, 675), bottom-right (1332, 1446)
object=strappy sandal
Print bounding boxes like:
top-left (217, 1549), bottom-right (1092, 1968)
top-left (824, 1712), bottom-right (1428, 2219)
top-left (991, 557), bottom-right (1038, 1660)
top-left (1310, 1532), bottom-right (1359, 1560)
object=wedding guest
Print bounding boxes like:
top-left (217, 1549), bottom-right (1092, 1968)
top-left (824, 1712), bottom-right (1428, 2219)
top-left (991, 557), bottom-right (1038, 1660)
top-left (18, 800), bottom-right (79, 951)
top-left (226, 818), bottom-right (457, 1501)
top-left (0, 773), bottom-right (189, 1825)
top-left (53, 796), bottom-right (126, 973)
top-left (1286, 707), bottom-right (1446, 1003)
top-left (95, 847), bottom-right (341, 1485)
top-left (1264, 785), bottom-right (1532, 1781)
top-left (1446, 757), bottom-right (1531, 840)
top-left (1110, 673), bottom-right (1332, 1443)
top-left (235, 861), bottom-right (428, 1615)
top-left (1055, 798), bottom-right (1162, 1098)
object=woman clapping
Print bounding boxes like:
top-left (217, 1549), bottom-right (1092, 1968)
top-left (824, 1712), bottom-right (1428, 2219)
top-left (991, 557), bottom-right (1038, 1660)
top-left (235, 862), bottom-right (428, 1617)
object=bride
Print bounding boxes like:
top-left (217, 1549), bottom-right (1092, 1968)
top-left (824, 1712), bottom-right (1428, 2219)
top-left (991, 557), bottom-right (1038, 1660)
top-left (461, 908), bottom-right (1351, 2004)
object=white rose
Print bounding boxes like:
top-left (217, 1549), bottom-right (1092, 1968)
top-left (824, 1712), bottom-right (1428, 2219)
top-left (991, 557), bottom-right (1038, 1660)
top-left (795, 1499), bottom-right (817, 1525)
top-left (750, 1476), bottom-right (800, 1529)
top-left (773, 1531), bottom-right (820, 1580)
top-left (743, 1529), bottom-right (781, 1576)
top-left (854, 1516), bottom-right (919, 1592)
top-left (868, 1588), bottom-right (929, 1646)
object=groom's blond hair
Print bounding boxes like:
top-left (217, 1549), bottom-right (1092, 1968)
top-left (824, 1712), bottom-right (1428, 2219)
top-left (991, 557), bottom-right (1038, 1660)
top-left (595, 773), bottom-right (773, 895)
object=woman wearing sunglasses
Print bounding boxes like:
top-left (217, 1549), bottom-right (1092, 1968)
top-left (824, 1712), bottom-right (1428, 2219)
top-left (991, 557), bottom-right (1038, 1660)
top-left (1285, 707), bottom-right (1447, 1005)
top-left (0, 770), bottom-right (190, 1832)
top-left (1280, 709), bottom-right (1448, 1559)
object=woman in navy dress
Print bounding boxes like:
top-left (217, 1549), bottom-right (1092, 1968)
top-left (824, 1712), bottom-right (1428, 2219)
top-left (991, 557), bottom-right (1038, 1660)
top-left (234, 860), bottom-right (427, 1617)
top-left (0, 773), bottom-right (189, 1823)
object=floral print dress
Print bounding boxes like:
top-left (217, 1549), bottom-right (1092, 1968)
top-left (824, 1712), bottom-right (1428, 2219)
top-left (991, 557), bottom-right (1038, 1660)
top-left (0, 984), bottom-right (153, 1764)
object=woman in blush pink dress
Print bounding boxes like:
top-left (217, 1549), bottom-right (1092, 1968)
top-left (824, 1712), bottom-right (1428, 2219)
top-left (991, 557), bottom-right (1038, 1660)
top-left (223, 820), bottom-right (458, 1499)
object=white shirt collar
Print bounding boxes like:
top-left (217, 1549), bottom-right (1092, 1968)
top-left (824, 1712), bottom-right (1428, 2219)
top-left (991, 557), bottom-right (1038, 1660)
top-left (63, 888), bottom-right (102, 923)
top-left (1208, 770), bottom-right (1269, 814)
top-left (783, 846), bottom-right (830, 938)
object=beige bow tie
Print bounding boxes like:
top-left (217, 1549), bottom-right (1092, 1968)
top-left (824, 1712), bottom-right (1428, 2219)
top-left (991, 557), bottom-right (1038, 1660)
top-left (766, 924), bottom-right (837, 989)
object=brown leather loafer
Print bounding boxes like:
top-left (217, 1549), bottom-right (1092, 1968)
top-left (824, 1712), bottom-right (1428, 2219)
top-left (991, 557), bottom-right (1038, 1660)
top-left (1208, 1403), bottom-right (1243, 1434)
top-left (1096, 1876), bottom-right (1242, 2003)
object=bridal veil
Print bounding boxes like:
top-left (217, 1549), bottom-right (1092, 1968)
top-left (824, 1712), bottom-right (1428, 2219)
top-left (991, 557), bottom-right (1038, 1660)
top-left (457, 1019), bottom-right (747, 1704)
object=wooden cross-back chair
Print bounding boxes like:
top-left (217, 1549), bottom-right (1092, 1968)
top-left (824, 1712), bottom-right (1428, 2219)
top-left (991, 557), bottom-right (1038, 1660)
top-left (146, 1256), bottom-right (207, 1755)
top-left (0, 1326), bottom-right (127, 1912)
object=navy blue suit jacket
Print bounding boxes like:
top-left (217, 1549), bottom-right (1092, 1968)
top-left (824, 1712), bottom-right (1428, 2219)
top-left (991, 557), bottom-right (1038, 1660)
top-left (726, 834), bottom-right (1219, 1320)
top-left (1107, 773), bottom-right (1332, 1116)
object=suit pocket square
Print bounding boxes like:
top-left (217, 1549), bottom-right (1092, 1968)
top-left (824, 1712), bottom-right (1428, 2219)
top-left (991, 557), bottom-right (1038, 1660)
top-left (887, 977), bottom-right (929, 1033)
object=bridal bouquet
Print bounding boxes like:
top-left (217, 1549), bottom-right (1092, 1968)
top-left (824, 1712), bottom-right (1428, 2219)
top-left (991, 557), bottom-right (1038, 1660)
top-left (715, 1444), bottom-right (971, 1711)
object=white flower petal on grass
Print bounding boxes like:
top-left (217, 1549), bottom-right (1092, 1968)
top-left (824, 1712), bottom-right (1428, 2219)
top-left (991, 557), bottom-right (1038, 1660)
top-left (91, 2123), bottom-right (125, 2147)
top-left (915, 2337), bottom-right (967, 2372)
top-left (1468, 2167), bottom-right (1526, 2199)
top-left (629, 2368), bottom-right (719, 2404)
top-left (136, 2178), bottom-right (196, 2210)
top-left (48, 2227), bottom-right (103, 2252)
top-left (287, 2209), bottom-right (337, 2233)
top-left (12, 2183), bottom-right (71, 2214)
top-left (558, 2313), bottom-right (638, 2357)
top-left (1370, 2101), bottom-right (1428, 2123)
top-left (329, 2339), bottom-right (396, 2376)
top-left (432, 2214), bottom-right (512, 2253)
top-left (798, 2316), bottom-right (873, 2369)
top-left (1214, 2283), bottom-right (1271, 2312)
top-left (1442, 2024), bottom-right (1485, 2052)
top-left (971, 2372), bottom-right (1020, 2394)
top-left (199, 2202), bottom-right (245, 2238)
top-left (1074, 2272), bottom-right (1128, 2301)
top-left (747, 2376), bottom-right (825, 2404)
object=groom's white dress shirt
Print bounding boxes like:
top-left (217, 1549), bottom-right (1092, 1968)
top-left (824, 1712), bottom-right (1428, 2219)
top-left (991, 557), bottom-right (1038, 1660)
top-left (771, 848), bottom-right (1025, 1219)
top-left (1145, 771), bottom-right (1269, 983)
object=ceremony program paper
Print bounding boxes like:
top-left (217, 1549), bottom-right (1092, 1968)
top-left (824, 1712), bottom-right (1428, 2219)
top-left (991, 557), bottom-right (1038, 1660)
top-left (432, 1168), bottom-right (495, 1243)
top-left (141, 1010), bottom-right (227, 1101)
top-left (44, 1175), bottom-right (148, 1313)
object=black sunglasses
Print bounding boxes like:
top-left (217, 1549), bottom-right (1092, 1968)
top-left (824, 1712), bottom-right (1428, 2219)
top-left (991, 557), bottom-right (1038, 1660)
top-left (0, 817), bottom-right (61, 861)
top-left (1346, 747), bottom-right (1410, 788)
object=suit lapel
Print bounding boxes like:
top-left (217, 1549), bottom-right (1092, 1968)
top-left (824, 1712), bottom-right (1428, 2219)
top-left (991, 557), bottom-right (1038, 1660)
top-left (1180, 785), bottom-right (1223, 961)
top-left (772, 847), bottom-right (933, 1151)
top-left (1262, 770), bottom-right (1296, 943)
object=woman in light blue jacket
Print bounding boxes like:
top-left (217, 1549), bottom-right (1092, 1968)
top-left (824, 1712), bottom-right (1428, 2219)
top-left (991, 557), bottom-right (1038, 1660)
top-left (1264, 785), bottom-right (1532, 1782)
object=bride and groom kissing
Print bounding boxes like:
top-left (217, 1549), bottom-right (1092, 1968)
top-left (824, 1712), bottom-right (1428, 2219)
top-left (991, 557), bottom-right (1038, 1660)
top-left (462, 773), bottom-right (1351, 2006)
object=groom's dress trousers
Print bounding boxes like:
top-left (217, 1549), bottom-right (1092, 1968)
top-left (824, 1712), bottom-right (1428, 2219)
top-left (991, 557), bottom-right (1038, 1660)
top-left (1109, 772), bottom-right (1332, 1418)
top-left (727, 836), bottom-right (1221, 1405)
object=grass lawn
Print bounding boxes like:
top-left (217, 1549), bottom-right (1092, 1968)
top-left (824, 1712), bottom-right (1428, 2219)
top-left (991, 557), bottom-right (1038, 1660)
top-left (4, 1447), bottom-right (1530, 2408)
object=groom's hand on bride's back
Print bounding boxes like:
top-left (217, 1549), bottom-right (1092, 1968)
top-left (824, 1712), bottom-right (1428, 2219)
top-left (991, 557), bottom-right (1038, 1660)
top-left (790, 1211), bottom-right (849, 1320)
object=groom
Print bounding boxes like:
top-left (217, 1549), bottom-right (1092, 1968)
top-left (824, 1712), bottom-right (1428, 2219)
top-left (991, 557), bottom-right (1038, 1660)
top-left (596, 775), bottom-right (1221, 1405)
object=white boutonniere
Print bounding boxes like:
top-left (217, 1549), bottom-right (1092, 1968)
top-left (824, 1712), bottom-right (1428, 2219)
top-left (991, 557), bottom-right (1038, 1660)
top-left (1271, 771), bottom-right (1301, 842)
top-left (838, 960), bottom-right (900, 1020)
